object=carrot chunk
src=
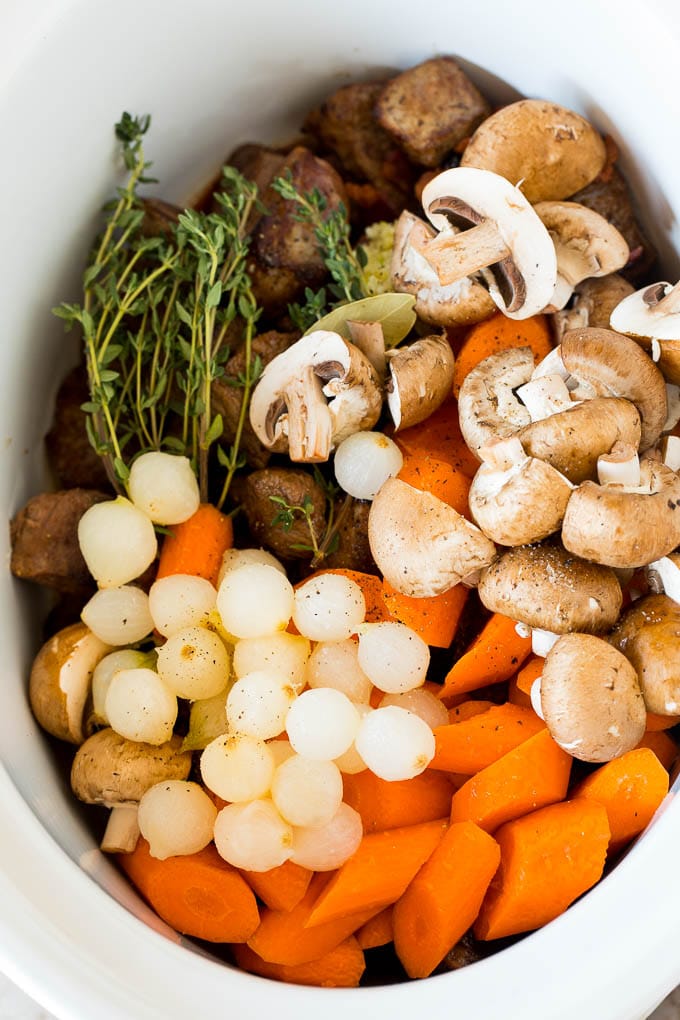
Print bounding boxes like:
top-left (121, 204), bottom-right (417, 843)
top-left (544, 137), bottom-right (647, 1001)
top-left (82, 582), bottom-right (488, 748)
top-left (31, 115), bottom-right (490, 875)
top-left (233, 937), bottom-right (366, 988)
top-left (452, 312), bottom-right (553, 398)
top-left (514, 655), bottom-right (544, 695)
top-left (439, 613), bottom-right (532, 701)
top-left (393, 821), bottom-right (500, 978)
top-left (636, 728), bottom-right (678, 771)
top-left (430, 703), bottom-right (545, 775)
top-left (449, 728), bottom-right (572, 833)
top-left (118, 839), bottom-right (259, 943)
top-left (397, 449), bottom-right (471, 518)
top-left (381, 579), bottom-right (468, 649)
top-left (240, 859), bottom-right (313, 912)
top-left (474, 799), bottom-right (610, 940)
top-left (343, 769), bottom-right (454, 832)
top-left (645, 711), bottom-right (680, 732)
top-left (355, 905), bottom-right (394, 949)
top-left (156, 503), bottom-right (233, 587)
top-left (447, 700), bottom-right (495, 723)
top-left (395, 398), bottom-right (479, 478)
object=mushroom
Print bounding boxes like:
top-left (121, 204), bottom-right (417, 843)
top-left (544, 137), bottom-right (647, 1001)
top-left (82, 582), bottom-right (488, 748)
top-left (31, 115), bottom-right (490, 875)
top-left (249, 331), bottom-right (382, 462)
top-left (552, 273), bottom-right (634, 341)
top-left (29, 622), bottom-right (113, 745)
top-left (540, 633), bottom-right (646, 762)
top-left (71, 727), bottom-right (192, 852)
top-left (367, 476), bottom-right (497, 598)
top-left (460, 99), bottom-right (606, 203)
top-left (389, 210), bottom-right (496, 327)
top-left (610, 280), bottom-right (680, 385)
top-left (457, 346), bottom-right (534, 456)
top-left (468, 436), bottom-right (573, 546)
top-left (346, 319), bottom-right (386, 377)
top-left (609, 594), bottom-right (680, 716)
top-left (560, 327), bottom-right (667, 451)
top-left (533, 201), bottom-right (629, 312)
top-left (477, 542), bottom-right (623, 634)
top-left (386, 333), bottom-right (455, 431)
top-left (414, 167), bottom-right (557, 318)
top-left (646, 552), bottom-right (680, 604)
top-left (562, 459), bottom-right (680, 569)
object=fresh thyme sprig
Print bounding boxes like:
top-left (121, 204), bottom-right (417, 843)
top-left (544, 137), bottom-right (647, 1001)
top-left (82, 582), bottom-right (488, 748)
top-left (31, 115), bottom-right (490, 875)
top-left (269, 467), bottom-right (349, 567)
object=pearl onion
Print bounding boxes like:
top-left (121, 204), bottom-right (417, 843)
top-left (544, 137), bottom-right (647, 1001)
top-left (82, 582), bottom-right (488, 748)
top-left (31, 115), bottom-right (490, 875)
top-left (271, 755), bottom-right (343, 828)
top-left (358, 621), bottom-right (430, 693)
top-left (292, 573), bottom-right (365, 641)
top-left (286, 688), bottom-right (360, 760)
top-left (378, 688), bottom-right (449, 729)
top-left (333, 431), bottom-right (403, 500)
top-left (104, 668), bottom-right (177, 745)
top-left (354, 705), bottom-right (435, 780)
top-left (200, 733), bottom-right (274, 802)
top-left (148, 574), bottom-right (217, 637)
top-left (138, 781), bottom-right (217, 860)
top-left (128, 452), bottom-right (200, 525)
top-left (291, 802), bottom-right (363, 871)
top-left (78, 497), bottom-right (157, 588)
top-left (226, 671), bottom-right (296, 740)
top-left (214, 799), bottom-right (293, 872)
top-left (81, 586), bottom-right (154, 645)
top-left (156, 626), bottom-right (231, 700)
top-left (217, 564), bottom-right (294, 638)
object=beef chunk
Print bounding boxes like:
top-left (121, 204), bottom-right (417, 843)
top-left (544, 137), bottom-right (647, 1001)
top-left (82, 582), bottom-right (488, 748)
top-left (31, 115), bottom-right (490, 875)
top-left (228, 144), bottom-right (287, 205)
top-left (10, 489), bottom-right (109, 593)
top-left (323, 499), bottom-right (375, 574)
top-left (45, 365), bottom-right (112, 491)
top-left (376, 57), bottom-right (491, 167)
top-left (306, 82), bottom-right (415, 214)
top-left (211, 330), bottom-right (298, 469)
top-left (443, 933), bottom-right (485, 971)
top-left (238, 468), bottom-right (326, 560)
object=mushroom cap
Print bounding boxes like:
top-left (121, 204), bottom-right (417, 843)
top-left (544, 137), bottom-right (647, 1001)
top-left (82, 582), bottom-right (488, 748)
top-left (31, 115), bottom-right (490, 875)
top-left (421, 167), bottom-right (557, 318)
top-left (610, 282), bottom-right (680, 385)
top-left (518, 395), bottom-right (642, 483)
top-left (29, 622), bottom-right (112, 745)
top-left (368, 476), bottom-right (497, 598)
top-left (457, 346), bottom-right (534, 456)
top-left (534, 201), bottom-right (629, 311)
top-left (477, 542), bottom-right (622, 633)
top-left (540, 633), bottom-right (646, 763)
top-left (609, 593), bottom-right (680, 715)
top-left (561, 459), bottom-right (680, 569)
top-left (468, 454), bottom-right (572, 547)
top-left (460, 99), bottom-right (606, 203)
top-left (390, 211), bottom-right (496, 327)
top-left (560, 327), bottom-right (667, 451)
top-left (386, 333), bottom-right (455, 431)
top-left (70, 727), bottom-right (192, 806)
top-left (552, 273), bottom-right (635, 342)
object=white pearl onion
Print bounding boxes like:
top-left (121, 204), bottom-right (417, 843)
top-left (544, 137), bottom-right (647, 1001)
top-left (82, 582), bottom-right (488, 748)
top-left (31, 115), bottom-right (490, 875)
top-left (128, 452), bottom-right (200, 525)
top-left (217, 547), bottom-right (286, 586)
top-left (286, 688), bottom-right (361, 760)
top-left (156, 626), bottom-right (231, 700)
top-left (105, 668), bottom-right (177, 745)
top-left (292, 573), bottom-right (366, 642)
top-left (357, 621), bottom-right (430, 693)
top-left (217, 564), bottom-right (294, 638)
top-left (138, 781), bottom-right (217, 860)
top-left (291, 802), bottom-right (363, 871)
top-left (200, 733), bottom-right (275, 802)
top-left (78, 497), bottom-right (157, 588)
top-left (378, 689), bottom-right (449, 729)
top-left (305, 639), bottom-right (372, 703)
top-left (355, 705), bottom-right (435, 780)
top-left (214, 799), bottom-right (293, 872)
top-left (333, 431), bottom-right (403, 500)
top-left (81, 586), bottom-right (154, 645)
top-left (148, 574), bottom-right (217, 637)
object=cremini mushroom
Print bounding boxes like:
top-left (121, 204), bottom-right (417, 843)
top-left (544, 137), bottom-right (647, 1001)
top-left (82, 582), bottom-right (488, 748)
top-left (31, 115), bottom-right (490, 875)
top-left (390, 211), bottom-right (496, 327)
top-left (560, 327), bottom-right (667, 451)
top-left (386, 333), bottom-right (455, 431)
top-left (561, 459), bottom-right (680, 568)
top-left (468, 436), bottom-right (573, 546)
top-left (534, 201), bottom-right (629, 312)
top-left (610, 280), bottom-right (680, 385)
top-left (540, 633), bottom-right (646, 762)
top-left (609, 594), bottom-right (680, 716)
top-left (367, 476), bottom-right (496, 598)
top-left (460, 99), bottom-right (607, 203)
top-left (29, 622), bottom-right (112, 745)
top-left (552, 274), bottom-right (634, 341)
top-left (415, 167), bottom-right (557, 318)
top-left (477, 542), bottom-right (622, 634)
top-left (646, 552), bottom-right (680, 604)
top-left (71, 727), bottom-right (192, 852)
top-left (346, 319), bottom-right (386, 377)
top-left (249, 330), bottom-right (382, 462)
top-left (457, 346), bottom-right (534, 456)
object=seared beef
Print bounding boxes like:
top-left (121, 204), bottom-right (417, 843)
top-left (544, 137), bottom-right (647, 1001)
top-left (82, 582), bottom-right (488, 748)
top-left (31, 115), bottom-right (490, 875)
top-left (238, 467), bottom-right (326, 559)
top-left (324, 498), bottom-right (375, 574)
top-left (45, 365), bottom-right (112, 491)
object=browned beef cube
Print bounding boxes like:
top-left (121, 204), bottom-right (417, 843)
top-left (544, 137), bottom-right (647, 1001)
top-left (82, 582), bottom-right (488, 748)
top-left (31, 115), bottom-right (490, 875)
top-left (238, 468), bottom-right (326, 560)
top-left (45, 366), bottom-right (112, 491)
top-left (323, 498), bottom-right (375, 574)
top-left (10, 489), bottom-right (109, 593)
top-left (375, 57), bottom-right (491, 168)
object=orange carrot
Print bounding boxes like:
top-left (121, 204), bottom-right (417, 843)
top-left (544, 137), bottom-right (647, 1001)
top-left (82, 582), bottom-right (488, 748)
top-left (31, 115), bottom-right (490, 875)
top-left (452, 312), bottom-right (553, 398)
top-left (343, 769), bottom-right (454, 833)
top-left (355, 905), bottom-right (394, 949)
top-left (507, 676), bottom-right (533, 709)
top-left (395, 398), bottom-right (479, 478)
top-left (515, 655), bottom-right (544, 696)
top-left (430, 703), bottom-right (545, 775)
top-left (393, 821), bottom-right (500, 978)
top-left (474, 799), bottom-right (610, 940)
top-left (573, 747), bottom-right (669, 850)
top-left (449, 728), bottom-right (572, 833)
top-left (306, 819), bottom-right (448, 928)
top-left (156, 503), bottom-right (233, 587)
top-left (636, 729), bottom-right (678, 771)
top-left (397, 449), bottom-right (471, 517)
top-left (447, 700), bottom-right (495, 723)
top-left (645, 711), bottom-right (680, 732)
top-left (381, 579), bottom-right (468, 649)
top-left (439, 613), bottom-right (532, 701)
top-left (241, 859), bottom-right (313, 912)
top-left (233, 937), bottom-right (366, 988)
top-left (118, 839), bottom-right (259, 943)
top-left (305, 569), bottom-right (392, 623)
top-left (247, 873), bottom-right (379, 966)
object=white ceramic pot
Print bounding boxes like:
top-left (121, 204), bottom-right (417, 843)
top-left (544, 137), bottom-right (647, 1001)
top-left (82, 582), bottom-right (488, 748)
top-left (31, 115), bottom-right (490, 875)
top-left (2, 1), bottom-right (680, 1017)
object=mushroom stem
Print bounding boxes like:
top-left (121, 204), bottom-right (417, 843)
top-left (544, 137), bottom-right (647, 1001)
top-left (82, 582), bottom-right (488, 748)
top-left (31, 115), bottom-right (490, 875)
top-left (516, 374), bottom-right (573, 422)
top-left (597, 442), bottom-right (641, 487)
top-left (101, 804), bottom-right (140, 854)
top-left (346, 320), bottom-right (386, 377)
top-left (411, 219), bottom-right (510, 286)
top-left (660, 435), bottom-right (680, 471)
top-left (283, 368), bottom-right (334, 462)
top-left (478, 436), bottom-right (527, 471)
top-left (646, 280), bottom-right (680, 315)
top-left (646, 556), bottom-right (680, 603)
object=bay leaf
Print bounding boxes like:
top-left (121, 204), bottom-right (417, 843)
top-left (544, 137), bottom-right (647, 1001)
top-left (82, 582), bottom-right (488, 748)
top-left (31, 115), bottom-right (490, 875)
top-left (305, 292), bottom-right (416, 348)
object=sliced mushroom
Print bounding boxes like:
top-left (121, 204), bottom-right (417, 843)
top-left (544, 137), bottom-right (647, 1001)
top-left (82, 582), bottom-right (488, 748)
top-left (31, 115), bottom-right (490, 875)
top-left (249, 331), bottom-right (382, 462)
top-left (414, 167), bottom-right (557, 318)
top-left (368, 476), bottom-right (496, 598)
top-left (552, 274), bottom-right (634, 341)
top-left (457, 346), bottom-right (534, 456)
top-left (71, 727), bottom-right (192, 853)
top-left (468, 437), bottom-right (572, 546)
top-left (609, 594), bottom-right (680, 715)
top-left (390, 211), bottom-right (496, 327)
top-left (560, 327), bottom-right (667, 451)
top-left (29, 622), bottom-right (113, 745)
top-left (562, 459), bottom-right (680, 569)
top-left (477, 542), bottom-right (622, 634)
top-left (386, 334), bottom-right (455, 431)
top-left (460, 99), bottom-right (606, 203)
top-left (534, 201), bottom-right (629, 312)
top-left (540, 633), bottom-right (646, 762)
top-left (610, 280), bottom-right (680, 385)
top-left (346, 319), bottom-right (386, 377)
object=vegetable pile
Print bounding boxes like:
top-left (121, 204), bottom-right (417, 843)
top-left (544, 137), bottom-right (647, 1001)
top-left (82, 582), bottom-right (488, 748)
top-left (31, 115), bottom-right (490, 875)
top-left (10, 54), bottom-right (680, 988)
